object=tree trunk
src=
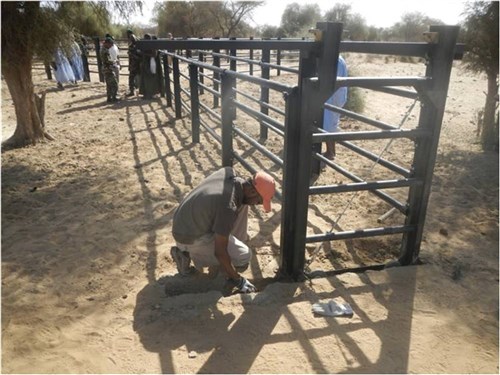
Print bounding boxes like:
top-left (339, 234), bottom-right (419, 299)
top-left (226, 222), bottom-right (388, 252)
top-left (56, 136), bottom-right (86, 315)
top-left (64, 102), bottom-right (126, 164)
top-left (480, 71), bottom-right (499, 151)
top-left (2, 52), bottom-right (51, 149)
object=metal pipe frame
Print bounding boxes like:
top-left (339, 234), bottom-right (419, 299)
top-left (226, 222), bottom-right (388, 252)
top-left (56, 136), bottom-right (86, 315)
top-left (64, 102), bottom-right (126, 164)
top-left (154, 23), bottom-right (462, 280)
top-left (233, 87), bottom-right (286, 116)
top-left (323, 103), bottom-right (398, 130)
top-left (198, 101), bottom-right (222, 122)
top-left (312, 128), bottom-right (430, 142)
top-left (309, 178), bottom-right (421, 195)
top-left (233, 100), bottom-right (285, 133)
top-left (233, 126), bottom-right (284, 167)
top-left (338, 140), bottom-right (412, 177)
top-left (306, 225), bottom-right (415, 243)
top-left (314, 153), bottom-right (408, 213)
top-left (199, 116), bottom-right (222, 144)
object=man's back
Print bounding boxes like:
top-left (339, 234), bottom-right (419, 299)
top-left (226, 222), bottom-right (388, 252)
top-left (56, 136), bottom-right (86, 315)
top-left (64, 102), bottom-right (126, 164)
top-left (172, 167), bottom-right (245, 244)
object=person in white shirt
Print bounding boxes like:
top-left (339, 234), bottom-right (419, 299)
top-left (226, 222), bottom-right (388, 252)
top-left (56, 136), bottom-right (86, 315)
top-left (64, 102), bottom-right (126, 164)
top-left (105, 33), bottom-right (120, 83)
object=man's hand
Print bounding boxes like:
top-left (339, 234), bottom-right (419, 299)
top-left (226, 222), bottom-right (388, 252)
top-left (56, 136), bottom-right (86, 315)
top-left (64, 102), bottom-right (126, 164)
top-left (236, 277), bottom-right (256, 293)
top-left (223, 276), bottom-right (256, 296)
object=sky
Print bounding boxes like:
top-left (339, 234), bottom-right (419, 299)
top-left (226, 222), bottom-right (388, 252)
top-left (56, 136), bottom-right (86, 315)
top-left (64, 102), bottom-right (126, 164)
top-left (130, 0), bottom-right (467, 29)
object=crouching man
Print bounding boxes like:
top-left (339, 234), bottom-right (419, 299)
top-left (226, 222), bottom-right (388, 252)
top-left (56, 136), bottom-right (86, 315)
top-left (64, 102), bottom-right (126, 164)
top-left (171, 167), bottom-right (275, 294)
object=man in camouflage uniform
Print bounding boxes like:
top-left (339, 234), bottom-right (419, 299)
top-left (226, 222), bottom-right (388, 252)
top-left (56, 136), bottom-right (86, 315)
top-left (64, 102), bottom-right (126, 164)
top-left (101, 37), bottom-right (119, 103)
top-left (126, 29), bottom-right (141, 97)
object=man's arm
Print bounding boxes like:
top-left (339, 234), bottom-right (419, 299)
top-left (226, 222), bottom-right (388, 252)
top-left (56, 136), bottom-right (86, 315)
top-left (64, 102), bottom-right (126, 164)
top-left (214, 233), bottom-right (239, 280)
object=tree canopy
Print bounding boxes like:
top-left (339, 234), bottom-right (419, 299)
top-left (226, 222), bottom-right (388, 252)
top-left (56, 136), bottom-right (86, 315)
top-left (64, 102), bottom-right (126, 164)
top-left (153, 1), bottom-right (261, 38)
top-left (279, 2), bottom-right (322, 37)
top-left (461, 1), bottom-right (499, 150)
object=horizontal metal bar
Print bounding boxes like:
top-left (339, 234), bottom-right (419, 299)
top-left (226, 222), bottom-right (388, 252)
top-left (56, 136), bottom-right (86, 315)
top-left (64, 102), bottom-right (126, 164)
top-left (178, 71), bottom-right (189, 80)
top-left (180, 100), bottom-right (191, 115)
top-left (198, 81), bottom-right (220, 97)
top-left (138, 39), bottom-right (318, 51)
top-left (224, 69), bottom-right (294, 92)
top-left (199, 71), bottom-right (215, 81)
top-left (323, 104), bottom-right (397, 130)
top-left (314, 153), bottom-right (408, 213)
top-left (233, 126), bottom-right (284, 167)
top-left (336, 76), bottom-right (430, 89)
top-left (339, 140), bottom-right (411, 177)
top-left (309, 178), bottom-right (420, 195)
top-left (233, 100), bottom-right (285, 132)
top-left (180, 87), bottom-right (190, 96)
top-left (340, 41), bottom-right (430, 57)
top-left (312, 128), bottom-right (429, 142)
top-left (234, 87), bottom-right (286, 116)
top-left (305, 225), bottom-right (415, 243)
top-left (306, 264), bottom-right (387, 278)
top-left (261, 120), bottom-right (285, 137)
top-left (369, 86), bottom-right (419, 100)
top-left (199, 100), bottom-right (222, 122)
top-left (199, 117), bottom-right (222, 144)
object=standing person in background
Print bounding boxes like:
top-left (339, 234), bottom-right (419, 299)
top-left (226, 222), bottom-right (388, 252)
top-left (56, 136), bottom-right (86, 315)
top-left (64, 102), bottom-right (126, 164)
top-left (322, 55), bottom-right (348, 160)
top-left (52, 47), bottom-right (75, 89)
top-left (68, 40), bottom-right (85, 83)
top-left (100, 37), bottom-right (119, 103)
top-left (126, 29), bottom-right (141, 97)
top-left (138, 33), bottom-right (162, 100)
top-left (105, 34), bottom-right (120, 83)
top-left (105, 33), bottom-right (121, 83)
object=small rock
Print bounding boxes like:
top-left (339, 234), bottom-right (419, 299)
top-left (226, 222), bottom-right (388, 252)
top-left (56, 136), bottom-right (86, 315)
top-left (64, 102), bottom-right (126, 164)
top-left (122, 295), bottom-right (127, 299)
top-left (119, 117), bottom-right (125, 121)
top-left (188, 351), bottom-right (197, 358)
top-left (439, 228), bottom-right (448, 236)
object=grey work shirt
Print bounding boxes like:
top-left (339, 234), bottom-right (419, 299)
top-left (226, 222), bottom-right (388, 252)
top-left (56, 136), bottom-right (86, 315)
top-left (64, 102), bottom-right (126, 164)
top-left (172, 167), bottom-right (245, 244)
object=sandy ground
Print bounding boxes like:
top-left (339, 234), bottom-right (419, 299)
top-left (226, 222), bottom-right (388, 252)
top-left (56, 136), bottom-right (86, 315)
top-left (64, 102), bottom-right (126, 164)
top-left (1, 54), bottom-right (498, 373)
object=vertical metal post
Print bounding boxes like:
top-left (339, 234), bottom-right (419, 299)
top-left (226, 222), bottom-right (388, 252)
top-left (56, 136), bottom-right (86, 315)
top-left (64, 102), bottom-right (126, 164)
top-left (94, 37), bottom-right (104, 83)
top-left (276, 37), bottom-right (281, 76)
top-left (279, 79), bottom-right (315, 280)
top-left (189, 64), bottom-right (200, 143)
top-left (311, 22), bottom-right (343, 176)
top-left (172, 55), bottom-right (182, 119)
top-left (259, 48), bottom-right (270, 140)
top-left (249, 36), bottom-right (254, 76)
top-left (220, 72), bottom-right (236, 167)
top-left (400, 25), bottom-right (460, 265)
top-left (162, 54), bottom-right (172, 107)
top-left (198, 50), bottom-right (204, 95)
top-left (230, 44), bottom-right (237, 100)
top-left (44, 62), bottom-right (52, 80)
top-left (213, 39), bottom-right (220, 108)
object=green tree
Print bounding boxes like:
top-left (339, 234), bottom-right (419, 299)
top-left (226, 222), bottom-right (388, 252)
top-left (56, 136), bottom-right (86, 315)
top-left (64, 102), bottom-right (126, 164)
top-left (1, 1), bottom-right (141, 149)
top-left (154, 1), bottom-right (262, 38)
top-left (324, 3), bottom-right (368, 40)
top-left (390, 12), bottom-right (444, 42)
top-left (208, 1), bottom-right (263, 37)
top-left (280, 2), bottom-right (321, 37)
top-left (154, 1), bottom-right (217, 37)
top-left (461, 1), bottom-right (499, 150)
top-left (257, 25), bottom-right (284, 38)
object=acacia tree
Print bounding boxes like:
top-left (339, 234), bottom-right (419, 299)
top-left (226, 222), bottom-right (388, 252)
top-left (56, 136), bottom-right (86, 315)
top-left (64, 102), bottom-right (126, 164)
top-left (207, 1), bottom-right (263, 37)
top-left (155, 1), bottom-right (261, 38)
top-left (1, 1), bottom-right (141, 150)
top-left (280, 3), bottom-right (322, 37)
top-left (461, 1), bottom-right (499, 151)
top-left (324, 4), bottom-right (368, 40)
top-left (390, 12), bottom-right (443, 42)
